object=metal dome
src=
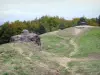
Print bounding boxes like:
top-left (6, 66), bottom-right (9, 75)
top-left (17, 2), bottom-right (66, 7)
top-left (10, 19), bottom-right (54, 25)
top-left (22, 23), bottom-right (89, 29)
top-left (22, 29), bottom-right (29, 35)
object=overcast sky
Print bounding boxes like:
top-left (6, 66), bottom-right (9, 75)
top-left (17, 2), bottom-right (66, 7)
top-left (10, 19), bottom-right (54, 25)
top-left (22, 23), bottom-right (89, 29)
top-left (0, 0), bottom-right (100, 23)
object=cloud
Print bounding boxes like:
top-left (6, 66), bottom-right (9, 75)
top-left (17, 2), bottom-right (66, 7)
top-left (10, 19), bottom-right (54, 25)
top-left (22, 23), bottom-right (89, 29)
top-left (0, 0), bottom-right (100, 22)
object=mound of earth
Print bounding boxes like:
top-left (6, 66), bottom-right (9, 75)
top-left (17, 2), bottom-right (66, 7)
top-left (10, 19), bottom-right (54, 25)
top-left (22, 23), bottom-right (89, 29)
top-left (0, 26), bottom-right (100, 75)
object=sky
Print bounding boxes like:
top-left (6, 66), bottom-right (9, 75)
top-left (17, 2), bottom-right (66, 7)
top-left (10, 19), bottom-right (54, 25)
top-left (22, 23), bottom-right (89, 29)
top-left (0, 0), bottom-right (100, 24)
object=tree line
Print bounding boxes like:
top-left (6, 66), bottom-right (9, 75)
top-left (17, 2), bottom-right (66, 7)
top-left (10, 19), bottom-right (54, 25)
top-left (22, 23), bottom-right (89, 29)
top-left (0, 15), bottom-right (100, 44)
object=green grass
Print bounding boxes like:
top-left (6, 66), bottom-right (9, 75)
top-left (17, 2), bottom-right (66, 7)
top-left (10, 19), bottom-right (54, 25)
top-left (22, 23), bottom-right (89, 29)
top-left (73, 27), bottom-right (100, 57)
top-left (0, 27), bottom-right (100, 75)
top-left (66, 27), bottom-right (100, 75)
top-left (41, 27), bottom-right (100, 57)
top-left (0, 43), bottom-right (66, 75)
top-left (68, 60), bottom-right (100, 75)
top-left (41, 34), bottom-right (74, 57)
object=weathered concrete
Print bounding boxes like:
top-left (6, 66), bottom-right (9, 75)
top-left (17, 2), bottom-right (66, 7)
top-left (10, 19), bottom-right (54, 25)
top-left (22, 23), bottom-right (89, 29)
top-left (10, 29), bottom-right (41, 46)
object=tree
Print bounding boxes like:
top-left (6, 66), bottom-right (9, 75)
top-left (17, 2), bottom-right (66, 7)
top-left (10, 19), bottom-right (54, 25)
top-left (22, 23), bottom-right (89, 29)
top-left (87, 18), bottom-right (98, 26)
top-left (72, 18), bottom-right (80, 26)
top-left (97, 15), bottom-right (100, 26)
top-left (59, 23), bottom-right (65, 30)
top-left (0, 15), bottom-right (98, 44)
top-left (0, 22), bottom-right (13, 44)
top-left (47, 18), bottom-right (55, 32)
top-left (38, 24), bottom-right (46, 34)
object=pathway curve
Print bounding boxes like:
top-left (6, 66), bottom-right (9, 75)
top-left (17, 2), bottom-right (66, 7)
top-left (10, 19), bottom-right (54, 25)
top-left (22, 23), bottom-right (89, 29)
top-left (47, 33), bottom-right (100, 68)
top-left (69, 38), bottom-right (78, 56)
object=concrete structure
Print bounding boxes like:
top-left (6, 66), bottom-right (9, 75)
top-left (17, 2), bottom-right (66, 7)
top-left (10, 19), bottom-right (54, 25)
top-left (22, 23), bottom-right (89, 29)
top-left (10, 29), bottom-right (41, 46)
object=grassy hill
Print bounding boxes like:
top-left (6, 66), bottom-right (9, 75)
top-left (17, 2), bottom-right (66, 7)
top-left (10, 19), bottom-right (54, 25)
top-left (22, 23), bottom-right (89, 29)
top-left (73, 27), bottom-right (100, 57)
top-left (0, 26), bottom-right (100, 75)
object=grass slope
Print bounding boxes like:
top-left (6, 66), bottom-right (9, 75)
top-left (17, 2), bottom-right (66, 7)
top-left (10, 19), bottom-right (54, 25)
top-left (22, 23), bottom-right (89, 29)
top-left (67, 27), bottom-right (100, 75)
top-left (41, 34), bottom-right (74, 57)
top-left (0, 42), bottom-right (66, 75)
top-left (0, 26), bottom-right (100, 75)
top-left (41, 27), bottom-right (100, 75)
top-left (67, 60), bottom-right (100, 75)
top-left (73, 27), bottom-right (100, 57)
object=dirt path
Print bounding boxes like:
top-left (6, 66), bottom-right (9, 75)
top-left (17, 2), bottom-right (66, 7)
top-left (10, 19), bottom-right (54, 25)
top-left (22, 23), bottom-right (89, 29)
top-left (9, 34), bottom-right (100, 70)
top-left (55, 33), bottom-right (79, 57)
top-left (51, 56), bottom-right (100, 68)
top-left (51, 38), bottom-right (100, 68)
top-left (41, 50), bottom-right (100, 69)
top-left (69, 39), bottom-right (78, 56)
